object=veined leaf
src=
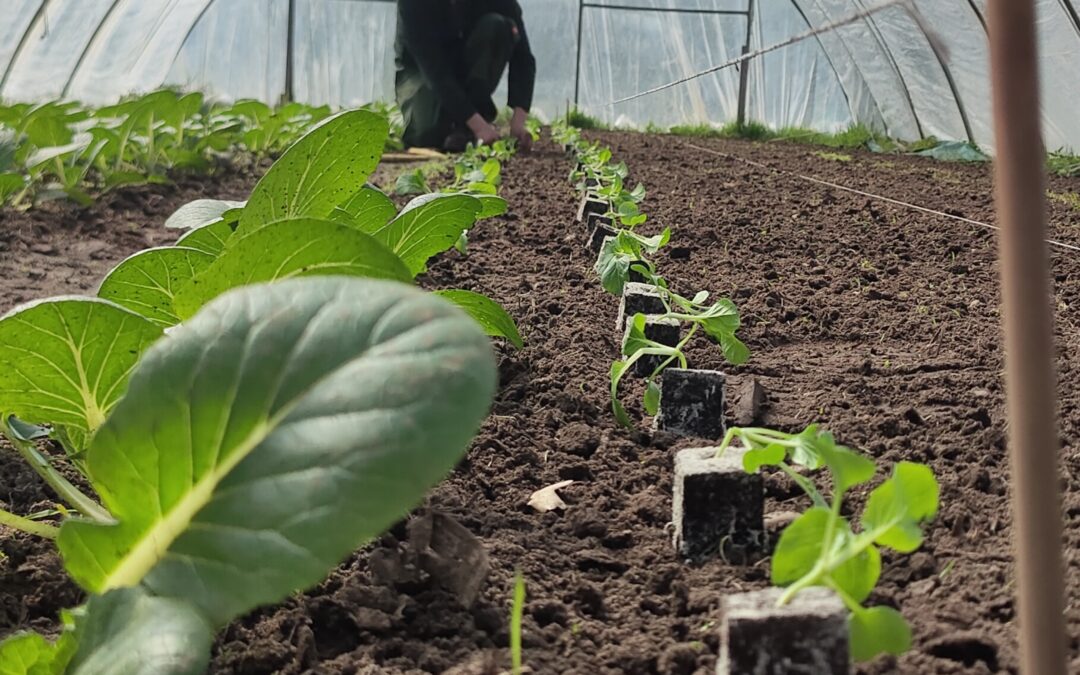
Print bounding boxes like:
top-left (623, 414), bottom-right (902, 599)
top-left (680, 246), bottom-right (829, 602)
top-left (59, 278), bottom-right (497, 627)
top-left (371, 194), bottom-right (481, 276)
top-left (164, 199), bottom-right (245, 230)
top-left (171, 218), bottom-right (412, 320)
top-left (330, 184), bottom-right (396, 231)
top-left (239, 111), bottom-right (388, 235)
top-left (0, 298), bottom-right (163, 449)
top-left (98, 248), bottom-right (214, 327)
top-left (175, 220), bottom-right (234, 257)
top-left (434, 289), bottom-right (523, 349)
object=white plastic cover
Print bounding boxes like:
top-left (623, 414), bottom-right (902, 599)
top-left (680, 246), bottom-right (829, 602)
top-left (1, 0), bottom-right (1079, 151)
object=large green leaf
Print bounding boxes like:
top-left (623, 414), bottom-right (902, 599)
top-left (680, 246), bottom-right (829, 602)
top-left (171, 218), bottom-right (412, 320)
top-left (861, 462), bottom-right (939, 553)
top-left (771, 506), bottom-right (830, 586)
top-left (0, 298), bottom-right (163, 446)
top-left (164, 199), bottom-right (245, 230)
top-left (98, 248), bottom-right (215, 327)
top-left (175, 220), bottom-right (234, 257)
top-left (66, 588), bottom-right (212, 675)
top-left (371, 193), bottom-right (482, 276)
top-left (434, 289), bottom-right (523, 349)
top-left (330, 184), bottom-right (396, 231)
top-left (238, 111), bottom-right (388, 235)
top-left (59, 277), bottom-right (497, 627)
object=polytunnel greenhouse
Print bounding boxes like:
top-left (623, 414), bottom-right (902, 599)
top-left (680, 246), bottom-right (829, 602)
top-left (0, 0), bottom-right (1077, 673)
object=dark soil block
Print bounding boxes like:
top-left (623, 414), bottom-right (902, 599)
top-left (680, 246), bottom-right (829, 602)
top-left (672, 446), bottom-right (764, 563)
top-left (717, 587), bottom-right (849, 675)
top-left (655, 368), bottom-right (726, 439)
top-left (577, 194), bottom-right (608, 223)
top-left (624, 316), bottom-right (680, 376)
top-left (616, 281), bottom-right (666, 330)
top-left (588, 216), bottom-right (617, 254)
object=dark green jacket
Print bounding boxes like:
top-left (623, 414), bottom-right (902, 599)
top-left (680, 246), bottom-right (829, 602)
top-left (395, 0), bottom-right (536, 123)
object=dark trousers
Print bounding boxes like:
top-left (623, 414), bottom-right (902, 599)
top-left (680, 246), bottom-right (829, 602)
top-left (397, 13), bottom-right (516, 148)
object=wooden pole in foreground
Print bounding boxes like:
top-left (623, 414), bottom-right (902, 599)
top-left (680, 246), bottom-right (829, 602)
top-left (986, 1), bottom-right (1068, 673)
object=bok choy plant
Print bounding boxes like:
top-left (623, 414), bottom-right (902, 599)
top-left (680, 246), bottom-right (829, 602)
top-left (120, 109), bottom-right (523, 347)
top-left (0, 277), bottom-right (498, 674)
top-left (719, 425), bottom-right (939, 662)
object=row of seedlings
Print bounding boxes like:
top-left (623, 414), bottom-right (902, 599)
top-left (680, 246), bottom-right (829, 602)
top-left (550, 121), bottom-right (939, 672)
top-left (0, 110), bottom-right (522, 670)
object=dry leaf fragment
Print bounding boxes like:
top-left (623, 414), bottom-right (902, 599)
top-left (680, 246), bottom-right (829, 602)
top-left (528, 480), bottom-right (574, 512)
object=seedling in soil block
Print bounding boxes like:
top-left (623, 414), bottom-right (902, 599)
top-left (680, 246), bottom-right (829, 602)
top-left (717, 587), bottom-right (848, 675)
top-left (624, 315), bottom-right (681, 376)
top-left (595, 228), bottom-right (670, 296)
top-left (655, 368), bottom-right (726, 439)
top-left (615, 281), bottom-right (666, 330)
top-left (718, 424), bottom-right (940, 661)
top-left (673, 446), bottom-right (764, 563)
top-left (610, 291), bottom-right (748, 429)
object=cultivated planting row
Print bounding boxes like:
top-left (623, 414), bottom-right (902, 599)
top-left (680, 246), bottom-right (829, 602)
top-left (551, 121), bottom-right (939, 673)
top-left (0, 109), bottom-right (523, 674)
top-left (0, 91), bottom-right (405, 208)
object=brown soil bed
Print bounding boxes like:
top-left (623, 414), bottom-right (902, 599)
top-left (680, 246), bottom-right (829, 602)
top-left (2, 133), bottom-right (1080, 674)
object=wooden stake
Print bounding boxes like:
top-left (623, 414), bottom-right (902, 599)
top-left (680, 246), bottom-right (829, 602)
top-left (986, 1), bottom-right (1067, 673)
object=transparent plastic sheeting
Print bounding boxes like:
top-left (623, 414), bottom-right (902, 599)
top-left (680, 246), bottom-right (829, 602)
top-left (2, 0), bottom-right (1080, 152)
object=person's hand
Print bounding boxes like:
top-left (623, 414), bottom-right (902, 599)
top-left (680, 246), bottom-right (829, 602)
top-left (510, 107), bottom-right (533, 152)
top-left (466, 113), bottom-right (501, 146)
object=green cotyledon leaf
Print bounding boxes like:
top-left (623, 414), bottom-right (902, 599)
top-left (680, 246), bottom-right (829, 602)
top-left (59, 277), bottom-right (498, 627)
top-left (0, 298), bottom-right (163, 450)
top-left (238, 110), bottom-right (388, 235)
top-left (171, 218), bottom-right (412, 320)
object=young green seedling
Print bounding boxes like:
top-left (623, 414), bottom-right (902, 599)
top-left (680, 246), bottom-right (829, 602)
top-left (717, 425), bottom-right (940, 662)
top-left (610, 282), bottom-right (748, 427)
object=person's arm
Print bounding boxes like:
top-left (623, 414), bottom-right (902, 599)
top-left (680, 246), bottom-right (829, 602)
top-left (398, 0), bottom-right (476, 125)
top-left (505, 1), bottom-right (536, 150)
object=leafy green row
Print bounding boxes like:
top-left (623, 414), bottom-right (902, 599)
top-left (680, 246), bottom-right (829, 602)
top-left (719, 425), bottom-right (939, 662)
top-left (550, 120), bottom-right (748, 427)
top-left (0, 90), bottom-right (405, 208)
top-left (0, 107), bottom-right (520, 673)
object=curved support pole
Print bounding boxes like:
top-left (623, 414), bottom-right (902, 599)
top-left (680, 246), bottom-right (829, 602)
top-left (61, 0), bottom-right (125, 98)
top-left (0, 0), bottom-right (50, 96)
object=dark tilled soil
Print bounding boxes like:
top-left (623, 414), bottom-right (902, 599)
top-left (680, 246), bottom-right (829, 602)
top-left (2, 133), bottom-right (1080, 674)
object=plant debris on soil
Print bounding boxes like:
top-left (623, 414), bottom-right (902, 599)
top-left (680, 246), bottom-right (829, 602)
top-left (2, 132), bottom-right (1080, 674)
